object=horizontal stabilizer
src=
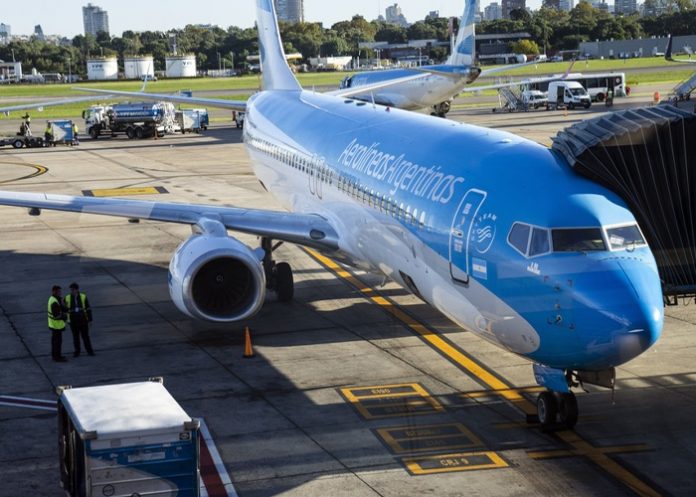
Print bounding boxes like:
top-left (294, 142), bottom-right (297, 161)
top-left (552, 105), bottom-right (696, 298)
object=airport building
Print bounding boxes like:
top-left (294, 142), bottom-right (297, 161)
top-left (274, 0), bottom-right (304, 23)
top-left (166, 54), bottom-right (197, 78)
top-left (86, 56), bottom-right (117, 80)
top-left (83, 3), bottom-right (109, 37)
top-left (0, 61), bottom-right (22, 82)
top-left (579, 35), bottom-right (696, 59)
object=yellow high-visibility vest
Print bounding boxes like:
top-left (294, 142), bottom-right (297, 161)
top-left (65, 293), bottom-right (88, 322)
top-left (47, 296), bottom-right (65, 330)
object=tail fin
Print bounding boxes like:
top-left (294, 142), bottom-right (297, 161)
top-left (665, 34), bottom-right (673, 61)
top-left (446, 0), bottom-right (476, 66)
top-left (256, 0), bottom-right (301, 91)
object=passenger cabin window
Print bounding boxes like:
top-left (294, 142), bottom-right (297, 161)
top-left (552, 228), bottom-right (606, 252)
top-left (508, 223), bottom-right (530, 255)
top-left (607, 225), bottom-right (646, 250)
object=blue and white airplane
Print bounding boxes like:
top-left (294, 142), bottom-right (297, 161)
top-left (0, 0), bottom-right (663, 429)
top-left (335, 0), bottom-right (532, 116)
top-left (665, 34), bottom-right (696, 64)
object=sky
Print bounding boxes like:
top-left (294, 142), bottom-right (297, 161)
top-left (2, 0), bottom-right (544, 38)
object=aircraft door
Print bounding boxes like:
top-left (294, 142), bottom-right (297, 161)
top-left (449, 189), bottom-right (487, 284)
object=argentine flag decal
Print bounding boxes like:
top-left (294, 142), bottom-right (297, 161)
top-left (472, 258), bottom-right (488, 280)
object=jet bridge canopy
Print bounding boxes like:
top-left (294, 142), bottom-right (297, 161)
top-left (552, 105), bottom-right (696, 302)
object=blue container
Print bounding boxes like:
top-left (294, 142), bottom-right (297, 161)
top-left (57, 379), bottom-right (200, 497)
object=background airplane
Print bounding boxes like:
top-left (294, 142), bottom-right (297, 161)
top-left (665, 34), bottom-right (696, 63)
top-left (0, 0), bottom-right (663, 431)
top-left (334, 0), bottom-right (538, 116)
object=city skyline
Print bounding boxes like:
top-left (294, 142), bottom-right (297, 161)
top-left (1, 0), bottom-right (550, 38)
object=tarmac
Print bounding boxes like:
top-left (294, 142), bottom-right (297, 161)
top-left (1, 81), bottom-right (696, 497)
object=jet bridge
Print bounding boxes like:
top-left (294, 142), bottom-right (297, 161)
top-left (552, 105), bottom-right (696, 304)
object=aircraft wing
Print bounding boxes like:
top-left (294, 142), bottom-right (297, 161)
top-left (326, 73), bottom-right (430, 99)
top-left (462, 61), bottom-right (576, 93)
top-left (0, 190), bottom-right (339, 251)
top-left (74, 87), bottom-right (248, 112)
top-left (479, 59), bottom-right (544, 77)
top-left (0, 95), bottom-right (108, 115)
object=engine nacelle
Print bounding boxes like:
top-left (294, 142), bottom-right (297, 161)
top-left (168, 234), bottom-right (266, 322)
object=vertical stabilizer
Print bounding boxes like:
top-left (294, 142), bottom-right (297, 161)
top-left (665, 34), bottom-right (674, 61)
top-left (256, 0), bottom-right (301, 91)
top-left (446, 0), bottom-right (476, 66)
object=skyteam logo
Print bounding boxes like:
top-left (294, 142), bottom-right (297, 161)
top-left (473, 213), bottom-right (497, 254)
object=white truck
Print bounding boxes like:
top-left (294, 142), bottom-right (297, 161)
top-left (546, 81), bottom-right (592, 110)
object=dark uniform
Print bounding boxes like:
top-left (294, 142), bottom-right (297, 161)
top-left (65, 283), bottom-right (94, 357)
top-left (48, 286), bottom-right (67, 362)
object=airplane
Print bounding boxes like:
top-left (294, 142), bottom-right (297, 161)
top-left (665, 34), bottom-right (696, 64)
top-left (0, 0), bottom-right (664, 430)
top-left (334, 0), bottom-right (538, 117)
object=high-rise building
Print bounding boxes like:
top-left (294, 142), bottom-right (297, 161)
top-left (274, 0), bottom-right (304, 23)
top-left (558, 0), bottom-right (575, 11)
top-left (426, 10), bottom-right (440, 20)
top-left (83, 3), bottom-right (109, 37)
top-left (502, 0), bottom-right (526, 18)
top-left (33, 25), bottom-right (44, 41)
top-left (385, 3), bottom-right (409, 27)
top-left (484, 2), bottom-right (503, 20)
top-left (542, 0), bottom-right (560, 8)
top-left (614, 0), bottom-right (637, 14)
top-left (0, 23), bottom-right (10, 40)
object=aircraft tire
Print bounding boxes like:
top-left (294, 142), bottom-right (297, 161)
top-left (537, 391), bottom-right (558, 428)
top-left (275, 262), bottom-right (294, 302)
top-left (559, 392), bottom-right (578, 429)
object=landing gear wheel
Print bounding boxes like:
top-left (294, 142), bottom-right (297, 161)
top-left (261, 237), bottom-right (295, 302)
top-left (275, 262), bottom-right (294, 302)
top-left (559, 392), bottom-right (578, 429)
top-left (537, 391), bottom-right (558, 428)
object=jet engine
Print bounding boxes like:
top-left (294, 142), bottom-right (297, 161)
top-left (168, 233), bottom-right (266, 322)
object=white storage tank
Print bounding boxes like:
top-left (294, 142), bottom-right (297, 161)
top-left (86, 57), bottom-right (118, 81)
top-left (124, 55), bottom-right (155, 80)
top-left (166, 54), bottom-right (197, 78)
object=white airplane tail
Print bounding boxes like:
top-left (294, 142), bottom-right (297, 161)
top-left (446, 0), bottom-right (476, 67)
top-left (256, 0), bottom-right (301, 91)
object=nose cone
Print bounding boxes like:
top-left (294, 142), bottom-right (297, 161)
top-left (571, 257), bottom-right (663, 370)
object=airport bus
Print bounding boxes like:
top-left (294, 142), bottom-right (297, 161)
top-left (528, 72), bottom-right (628, 101)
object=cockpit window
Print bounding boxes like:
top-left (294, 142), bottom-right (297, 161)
top-left (552, 228), bottom-right (606, 252)
top-left (508, 223), bottom-right (530, 255)
top-left (529, 227), bottom-right (550, 256)
top-left (607, 225), bottom-right (646, 250)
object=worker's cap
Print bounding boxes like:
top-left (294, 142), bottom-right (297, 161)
top-left (69, 282), bottom-right (79, 290)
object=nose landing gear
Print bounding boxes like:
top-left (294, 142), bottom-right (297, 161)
top-left (537, 390), bottom-right (578, 430)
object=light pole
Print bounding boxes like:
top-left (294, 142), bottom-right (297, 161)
top-left (67, 56), bottom-right (71, 83)
top-left (217, 51), bottom-right (221, 71)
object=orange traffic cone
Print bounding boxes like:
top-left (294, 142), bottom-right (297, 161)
top-left (243, 327), bottom-right (255, 358)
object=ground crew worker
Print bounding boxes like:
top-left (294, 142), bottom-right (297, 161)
top-left (48, 285), bottom-right (68, 362)
top-left (23, 113), bottom-right (32, 136)
top-left (72, 122), bottom-right (79, 144)
top-left (44, 122), bottom-right (53, 146)
top-left (65, 282), bottom-right (94, 357)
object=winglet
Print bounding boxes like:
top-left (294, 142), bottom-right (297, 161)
top-left (256, 0), bottom-right (301, 91)
top-left (446, 0), bottom-right (476, 66)
top-left (665, 34), bottom-right (674, 61)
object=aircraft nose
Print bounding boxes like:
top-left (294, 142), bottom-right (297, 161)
top-left (571, 258), bottom-right (663, 369)
top-left (616, 259), bottom-right (663, 352)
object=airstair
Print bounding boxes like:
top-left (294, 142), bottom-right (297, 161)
top-left (552, 105), bottom-right (696, 303)
top-left (671, 72), bottom-right (696, 101)
top-left (497, 85), bottom-right (526, 112)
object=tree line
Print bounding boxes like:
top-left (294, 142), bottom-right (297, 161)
top-left (0, 1), bottom-right (694, 77)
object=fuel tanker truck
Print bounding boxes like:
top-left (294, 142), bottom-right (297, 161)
top-left (83, 102), bottom-right (177, 139)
